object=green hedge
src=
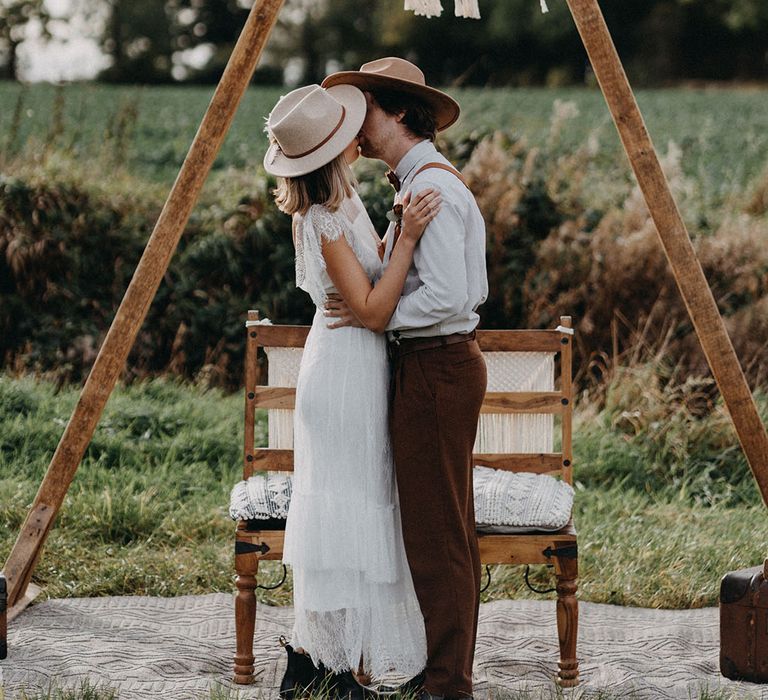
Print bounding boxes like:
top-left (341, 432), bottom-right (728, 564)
top-left (3, 127), bottom-right (767, 391)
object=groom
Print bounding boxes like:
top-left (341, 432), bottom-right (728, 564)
top-left (322, 58), bottom-right (488, 700)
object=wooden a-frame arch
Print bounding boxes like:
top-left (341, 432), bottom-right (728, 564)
top-left (3, 0), bottom-right (768, 618)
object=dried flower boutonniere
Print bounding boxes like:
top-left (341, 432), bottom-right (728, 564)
top-left (386, 203), bottom-right (404, 243)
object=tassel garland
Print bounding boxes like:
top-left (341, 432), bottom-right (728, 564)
top-left (454, 0), bottom-right (481, 19)
top-left (403, 0), bottom-right (550, 19)
top-left (404, 0), bottom-right (444, 18)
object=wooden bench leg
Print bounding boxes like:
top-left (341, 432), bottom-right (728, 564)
top-left (555, 554), bottom-right (579, 687)
top-left (234, 550), bottom-right (259, 684)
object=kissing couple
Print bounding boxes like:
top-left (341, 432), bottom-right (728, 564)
top-left (263, 57), bottom-right (489, 700)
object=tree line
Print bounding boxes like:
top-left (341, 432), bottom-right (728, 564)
top-left (1, 0), bottom-right (767, 85)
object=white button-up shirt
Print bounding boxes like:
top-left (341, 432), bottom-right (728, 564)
top-left (383, 140), bottom-right (488, 339)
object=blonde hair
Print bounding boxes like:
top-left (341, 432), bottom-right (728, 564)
top-left (273, 153), bottom-right (356, 216)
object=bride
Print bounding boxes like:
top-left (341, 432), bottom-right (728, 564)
top-left (263, 83), bottom-right (440, 699)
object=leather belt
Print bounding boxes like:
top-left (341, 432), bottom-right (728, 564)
top-left (388, 330), bottom-right (476, 360)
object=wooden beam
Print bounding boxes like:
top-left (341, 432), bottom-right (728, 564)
top-left (473, 453), bottom-right (564, 474)
top-left (251, 325), bottom-right (311, 348)
top-left (479, 536), bottom-right (575, 566)
top-left (1, 0), bottom-right (286, 610)
top-left (244, 310), bottom-right (260, 480)
top-left (253, 387), bottom-right (297, 410)
top-left (235, 530), bottom-right (286, 561)
top-left (251, 448), bottom-right (295, 473)
top-left (7, 584), bottom-right (42, 623)
top-left (250, 327), bottom-right (566, 353)
top-left (247, 450), bottom-right (566, 475)
top-left (564, 0), bottom-right (768, 506)
top-left (476, 330), bottom-right (563, 353)
top-left (253, 388), bottom-right (567, 414)
top-left (481, 392), bottom-right (566, 414)
top-left (560, 316), bottom-right (574, 486)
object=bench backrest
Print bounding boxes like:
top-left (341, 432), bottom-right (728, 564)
top-left (243, 312), bottom-right (574, 485)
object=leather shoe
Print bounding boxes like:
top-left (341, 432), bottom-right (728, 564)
top-left (376, 670), bottom-right (425, 696)
top-left (314, 667), bottom-right (376, 699)
top-left (416, 688), bottom-right (474, 700)
top-left (278, 637), bottom-right (317, 699)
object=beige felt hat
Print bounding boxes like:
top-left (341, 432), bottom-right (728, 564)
top-left (321, 57), bottom-right (460, 131)
top-left (263, 84), bottom-right (366, 178)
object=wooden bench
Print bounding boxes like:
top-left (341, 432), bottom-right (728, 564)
top-left (233, 312), bottom-right (579, 688)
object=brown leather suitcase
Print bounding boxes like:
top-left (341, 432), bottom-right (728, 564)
top-left (720, 559), bottom-right (768, 682)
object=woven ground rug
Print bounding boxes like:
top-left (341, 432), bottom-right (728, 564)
top-left (1, 594), bottom-right (766, 699)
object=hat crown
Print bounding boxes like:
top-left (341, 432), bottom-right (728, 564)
top-left (320, 57), bottom-right (460, 131)
top-left (268, 85), bottom-right (346, 159)
top-left (359, 57), bottom-right (426, 86)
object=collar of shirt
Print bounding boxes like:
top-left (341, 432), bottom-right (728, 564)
top-left (393, 139), bottom-right (437, 188)
top-left (383, 140), bottom-right (438, 266)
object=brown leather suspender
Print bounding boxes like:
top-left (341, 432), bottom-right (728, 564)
top-left (413, 162), bottom-right (470, 189)
top-left (390, 161), bottom-right (470, 247)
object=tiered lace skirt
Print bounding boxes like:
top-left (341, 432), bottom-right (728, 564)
top-left (282, 309), bottom-right (427, 680)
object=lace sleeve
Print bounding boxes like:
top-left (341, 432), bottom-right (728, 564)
top-left (294, 204), bottom-right (349, 307)
top-left (307, 204), bottom-right (346, 243)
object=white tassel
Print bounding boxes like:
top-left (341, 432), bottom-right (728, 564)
top-left (540, 0), bottom-right (549, 12)
top-left (404, 0), bottom-right (444, 18)
top-left (454, 0), bottom-right (480, 19)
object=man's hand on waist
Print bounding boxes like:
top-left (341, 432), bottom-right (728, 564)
top-left (324, 293), bottom-right (365, 329)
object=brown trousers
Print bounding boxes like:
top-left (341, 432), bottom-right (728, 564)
top-left (390, 337), bottom-right (487, 698)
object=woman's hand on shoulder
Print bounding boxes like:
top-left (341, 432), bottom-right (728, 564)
top-left (400, 188), bottom-right (442, 244)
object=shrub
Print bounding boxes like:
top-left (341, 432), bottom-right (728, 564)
top-left (2, 108), bottom-right (767, 394)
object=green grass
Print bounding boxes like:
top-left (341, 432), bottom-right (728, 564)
top-left (1, 83), bottom-right (767, 214)
top-left (3, 82), bottom-right (767, 700)
top-left (0, 679), bottom-right (119, 700)
top-left (1, 372), bottom-right (766, 609)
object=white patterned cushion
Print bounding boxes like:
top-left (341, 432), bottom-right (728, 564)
top-left (230, 467), bottom-right (573, 534)
top-left (229, 473), bottom-right (292, 521)
top-left (473, 466), bottom-right (573, 533)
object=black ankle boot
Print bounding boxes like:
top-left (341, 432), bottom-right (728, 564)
top-left (377, 670), bottom-right (426, 696)
top-left (310, 663), bottom-right (374, 700)
top-left (278, 636), bottom-right (318, 699)
top-left (327, 669), bottom-right (375, 699)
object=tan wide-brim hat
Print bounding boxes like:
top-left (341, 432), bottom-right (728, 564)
top-left (321, 57), bottom-right (460, 132)
top-left (263, 84), bottom-right (366, 178)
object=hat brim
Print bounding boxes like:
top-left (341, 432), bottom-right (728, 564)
top-left (321, 72), bottom-right (460, 131)
top-left (263, 84), bottom-right (367, 178)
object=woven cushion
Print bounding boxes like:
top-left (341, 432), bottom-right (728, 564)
top-left (229, 472), bottom-right (292, 522)
top-left (473, 466), bottom-right (573, 534)
top-left (230, 467), bottom-right (573, 535)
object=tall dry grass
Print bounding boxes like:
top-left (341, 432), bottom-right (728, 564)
top-left (2, 92), bottom-right (767, 396)
top-left (460, 99), bottom-right (768, 394)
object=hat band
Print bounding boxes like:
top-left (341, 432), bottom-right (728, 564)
top-left (282, 107), bottom-right (347, 159)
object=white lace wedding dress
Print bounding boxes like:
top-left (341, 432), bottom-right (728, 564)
top-left (282, 190), bottom-right (427, 681)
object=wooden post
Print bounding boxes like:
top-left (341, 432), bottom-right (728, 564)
top-left (564, 0), bottom-right (768, 505)
top-left (1, 0), bottom-right (286, 610)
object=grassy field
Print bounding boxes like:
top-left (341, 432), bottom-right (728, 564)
top-left (2, 82), bottom-right (768, 699)
top-left (1, 343), bottom-right (766, 695)
top-left (1, 371), bottom-right (765, 611)
top-left (1, 83), bottom-right (767, 214)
